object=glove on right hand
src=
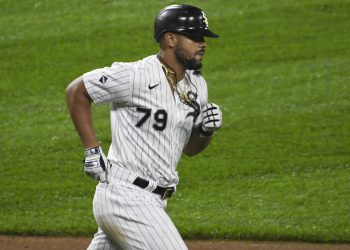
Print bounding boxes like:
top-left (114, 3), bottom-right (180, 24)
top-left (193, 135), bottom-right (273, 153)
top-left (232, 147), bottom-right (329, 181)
top-left (83, 146), bottom-right (108, 183)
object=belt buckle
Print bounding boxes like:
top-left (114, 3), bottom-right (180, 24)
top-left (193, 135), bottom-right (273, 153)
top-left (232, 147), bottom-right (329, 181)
top-left (162, 187), bottom-right (174, 200)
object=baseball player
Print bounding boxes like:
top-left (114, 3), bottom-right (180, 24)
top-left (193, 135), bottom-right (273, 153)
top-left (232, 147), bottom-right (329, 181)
top-left (66, 4), bottom-right (222, 250)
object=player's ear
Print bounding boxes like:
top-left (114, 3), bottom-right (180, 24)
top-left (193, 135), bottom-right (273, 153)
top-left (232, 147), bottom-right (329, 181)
top-left (164, 32), bottom-right (177, 48)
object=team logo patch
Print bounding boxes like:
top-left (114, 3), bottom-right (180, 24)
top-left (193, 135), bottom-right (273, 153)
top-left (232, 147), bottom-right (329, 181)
top-left (202, 11), bottom-right (209, 27)
top-left (99, 75), bottom-right (108, 84)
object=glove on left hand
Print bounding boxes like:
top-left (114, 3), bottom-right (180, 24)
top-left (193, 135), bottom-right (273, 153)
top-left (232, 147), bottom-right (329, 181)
top-left (84, 146), bottom-right (108, 183)
top-left (200, 103), bottom-right (223, 136)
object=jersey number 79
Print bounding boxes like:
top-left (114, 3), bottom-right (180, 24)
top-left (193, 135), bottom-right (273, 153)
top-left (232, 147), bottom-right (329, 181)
top-left (135, 107), bottom-right (168, 131)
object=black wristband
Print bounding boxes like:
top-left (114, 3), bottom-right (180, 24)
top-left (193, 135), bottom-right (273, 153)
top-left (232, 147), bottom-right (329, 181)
top-left (199, 126), bottom-right (214, 137)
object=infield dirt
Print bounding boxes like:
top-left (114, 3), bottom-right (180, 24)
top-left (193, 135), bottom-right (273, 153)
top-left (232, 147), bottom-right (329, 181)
top-left (0, 236), bottom-right (349, 250)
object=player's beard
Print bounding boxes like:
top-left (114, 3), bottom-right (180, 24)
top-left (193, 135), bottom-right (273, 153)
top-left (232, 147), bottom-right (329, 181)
top-left (174, 46), bottom-right (203, 71)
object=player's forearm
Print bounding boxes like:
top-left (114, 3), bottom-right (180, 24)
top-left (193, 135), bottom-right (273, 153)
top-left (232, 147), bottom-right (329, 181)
top-left (183, 127), bottom-right (212, 156)
top-left (66, 77), bottom-right (99, 148)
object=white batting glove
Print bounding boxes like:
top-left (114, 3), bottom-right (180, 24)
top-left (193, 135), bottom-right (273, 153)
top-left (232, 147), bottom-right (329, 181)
top-left (199, 103), bottom-right (222, 137)
top-left (84, 146), bottom-right (108, 183)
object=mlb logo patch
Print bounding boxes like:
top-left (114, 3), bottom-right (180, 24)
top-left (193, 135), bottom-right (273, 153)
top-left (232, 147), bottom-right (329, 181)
top-left (99, 75), bottom-right (108, 84)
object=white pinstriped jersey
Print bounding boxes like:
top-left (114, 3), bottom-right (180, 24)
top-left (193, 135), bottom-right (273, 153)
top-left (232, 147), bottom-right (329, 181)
top-left (83, 55), bottom-right (208, 186)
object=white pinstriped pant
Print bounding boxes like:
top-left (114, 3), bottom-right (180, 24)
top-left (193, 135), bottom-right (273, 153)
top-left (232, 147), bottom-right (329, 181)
top-left (87, 164), bottom-right (188, 250)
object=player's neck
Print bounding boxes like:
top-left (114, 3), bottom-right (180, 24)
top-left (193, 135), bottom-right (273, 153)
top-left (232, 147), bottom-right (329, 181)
top-left (157, 52), bottom-right (185, 82)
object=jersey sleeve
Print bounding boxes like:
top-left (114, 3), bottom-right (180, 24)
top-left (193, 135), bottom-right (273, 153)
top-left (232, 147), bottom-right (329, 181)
top-left (83, 63), bottom-right (131, 104)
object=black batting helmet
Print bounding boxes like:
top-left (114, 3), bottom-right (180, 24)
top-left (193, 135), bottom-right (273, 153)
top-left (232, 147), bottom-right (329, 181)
top-left (154, 4), bottom-right (219, 42)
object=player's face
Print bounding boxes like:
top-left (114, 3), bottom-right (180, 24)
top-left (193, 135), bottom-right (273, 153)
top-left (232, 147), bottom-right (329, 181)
top-left (174, 34), bottom-right (207, 70)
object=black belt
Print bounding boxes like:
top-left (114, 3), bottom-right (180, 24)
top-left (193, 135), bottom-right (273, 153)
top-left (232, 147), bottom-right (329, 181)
top-left (133, 177), bottom-right (175, 200)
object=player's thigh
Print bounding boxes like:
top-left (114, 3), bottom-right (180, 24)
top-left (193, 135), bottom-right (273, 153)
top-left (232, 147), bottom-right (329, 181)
top-left (93, 184), bottom-right (187, 250)
top-left (127, 202), bottom-right (187, 250)
top-left (144, 205), bottom-right (188, 250)
top-left (103, 203), bottom-right (187, 250)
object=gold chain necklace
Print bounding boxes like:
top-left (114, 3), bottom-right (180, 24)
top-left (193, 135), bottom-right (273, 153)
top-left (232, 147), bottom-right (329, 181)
top-left (156, 55), bottom-right (200, 122)
top-left (157, 55), bottom-right (194, 104)
top-left (157, 55), bottom-right (177, 92)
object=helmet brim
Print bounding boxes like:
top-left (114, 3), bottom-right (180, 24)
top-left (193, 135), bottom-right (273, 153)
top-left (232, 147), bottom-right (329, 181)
top-left (202, 28), bottom-right (219, 38)
top-left (155, 28), bottom-right (219, 42)
top-left (179, 28), bottom-right (219, 38)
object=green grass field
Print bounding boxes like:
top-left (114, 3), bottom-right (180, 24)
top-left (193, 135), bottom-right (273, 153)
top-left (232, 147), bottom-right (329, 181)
top-left (1, 0), bottom-right (349, 243)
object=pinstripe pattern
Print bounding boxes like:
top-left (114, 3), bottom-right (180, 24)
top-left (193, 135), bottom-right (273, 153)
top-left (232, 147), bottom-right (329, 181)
top-left (88, 165), bottom-right (188, 250)
top-left (83, 55), bottom-right (208, 186)
top-left (83, 55), bottom-right (208, 249)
